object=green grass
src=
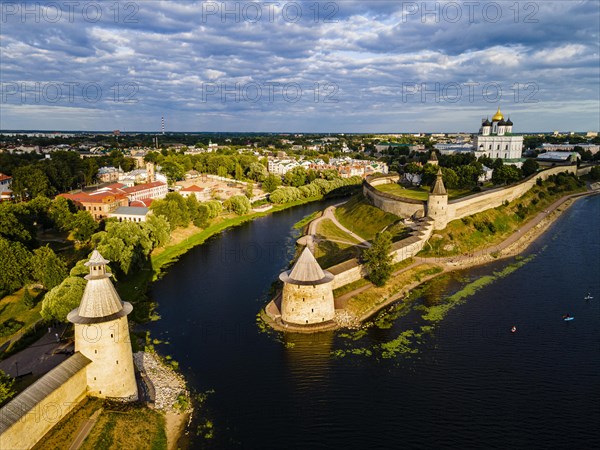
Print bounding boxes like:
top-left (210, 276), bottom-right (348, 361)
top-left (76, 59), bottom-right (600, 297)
top-left (33, 398), bottom-right (167, 450)
top-left (375, 183), bottom-right (429, 200)
top-left (316, 219), bottom-right (361, 244)
top-left (375, 183), bottom-right (472, 200)
top-left (419, 178), bottom-right (587, 258)
top-left (334, 195), bottom-right (401, 241)
top-left (0, 287), bottom-right (43, 349)
top-left (293, 210), bottom-right (321, 230)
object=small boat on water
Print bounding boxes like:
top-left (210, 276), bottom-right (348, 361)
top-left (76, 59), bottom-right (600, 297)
top-left (563, 314), bottom-right (574, 321)
top-left (584, 293), bottom-right (593, 300)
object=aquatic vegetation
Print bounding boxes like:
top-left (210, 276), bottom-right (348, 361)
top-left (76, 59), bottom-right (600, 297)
top-left (379, 330), bottom-right (419, 359)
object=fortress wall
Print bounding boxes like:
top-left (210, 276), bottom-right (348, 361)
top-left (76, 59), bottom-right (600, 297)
top-left (0, 356), bottom-right (89, 450)
top-left (363, 180), bottom-right (426, 218)
top-left (281, 282), bottom-right (335, 325)
top-left (330, 261), bottom-right (365, 290)
top-left (449, 165), bottom-right (577, 222)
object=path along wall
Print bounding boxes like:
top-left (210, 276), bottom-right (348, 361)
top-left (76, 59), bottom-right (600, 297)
top-left (328, 218), bottom-right (435, 290)
top-left (0, 353), bottom-right (91, 450)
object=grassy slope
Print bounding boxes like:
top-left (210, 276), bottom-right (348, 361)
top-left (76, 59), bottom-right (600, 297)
top-left (375, 182), bottom-right (472, 200)
top-left (33, 397), bottom-right (167, 450)
top-left (314, 219), bottom-right (362, 268)
top-left (419, 178), bottom-right (587, 257)
top-left (0, 288), bottom-right (43, 348)
top-left (334, 195), bottom-right (401, 241)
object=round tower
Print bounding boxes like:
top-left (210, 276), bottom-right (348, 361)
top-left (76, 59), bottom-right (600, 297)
top-left (427, 168), bottom-right (449, 230)
top-left (279, 248), bottom-right (335, 326)
top-left (67, 250), bottom-right (138, 401)
top-left (481, 118), bottom-right (491, 136)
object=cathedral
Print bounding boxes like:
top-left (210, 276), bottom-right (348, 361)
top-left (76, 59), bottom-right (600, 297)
top-left (473, 107), bottom-right (523, 161)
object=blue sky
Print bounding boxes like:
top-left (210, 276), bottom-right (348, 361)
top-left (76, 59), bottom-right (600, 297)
top-left (1, 1), bottom-right (598, 132)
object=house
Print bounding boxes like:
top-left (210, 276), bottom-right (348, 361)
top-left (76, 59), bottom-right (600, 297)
top-left (108, 206), bottom-right (150, 222)
top-left (180, 185), bottom-right (212, 201)
top-left (59, 191), bottom-right (129, 220)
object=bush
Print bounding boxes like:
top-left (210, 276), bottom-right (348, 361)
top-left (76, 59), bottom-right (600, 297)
top-left (223, 195), bottom-right (251, 215)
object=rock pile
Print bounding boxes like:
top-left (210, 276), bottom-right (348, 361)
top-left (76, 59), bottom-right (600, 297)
top-left (133, 351), bottom-right (190, 412)
top-left (334, 310), bottom-right (361, 329)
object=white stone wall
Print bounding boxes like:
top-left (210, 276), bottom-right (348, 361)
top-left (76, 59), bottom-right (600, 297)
top-left (74, 317), bottom-right (138, 400)
top-left (281, 282), bottom-right (335, 325)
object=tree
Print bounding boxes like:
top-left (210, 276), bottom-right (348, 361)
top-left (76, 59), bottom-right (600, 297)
top-left (92, 222), bottom-right (154, 275)
top-left (0, 238), bottom-right (31, 296)
top-left (11, 165), bottom-right (51, 199)
top-left (160, 159), bottom-right (185, 184)
top-left (223, 195), bottom-right (251, 215)
top-left (0, 370), bottom-right (15, 405)
top-left (22, 288), bottom-right (36, 308)
top-left (71, 210), bottom-right (98, 242)
top-left (492, 165), bottom-right (522, 185)
top-left (145, 214), bottom-right (171, 247)
top-left (0, 203), bottom-right (37, 246)
top-left (590, 166), bottom-right (600, 181)
top-left (49, 197), bottom-right (76, 232)
top-left (262, 174), bottom-right (281, 193)
top-left (31, 246), bottom-right (67, 290)
top-left (362, 231), bottom-right (393, 287)
top-left (234, 163), bottom-right (244, 180)
top-left (247, 162), bottom-right (267, 182)
top-left (522, 159), bottom-right (539, 177)
top-left (150, 193), bottom-right (190, 229)
top-left (284, 166), bottom-right (307, 187)
top-left (41, 276), bottom-right (87, 322)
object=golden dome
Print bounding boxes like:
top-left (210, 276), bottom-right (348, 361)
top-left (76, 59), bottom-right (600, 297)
top-left (492, 107), bottom-right (504, 122)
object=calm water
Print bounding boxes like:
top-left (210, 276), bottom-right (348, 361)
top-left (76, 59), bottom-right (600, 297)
top-left (148, 196), bottom-right (600, 449)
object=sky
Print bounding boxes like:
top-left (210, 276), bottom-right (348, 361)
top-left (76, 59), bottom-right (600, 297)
top-left (0, 0), bottom-right (599, 133)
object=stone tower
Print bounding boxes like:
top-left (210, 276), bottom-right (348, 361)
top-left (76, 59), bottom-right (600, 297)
top-left (146, 162), bottom-right (155, 183)
top-left (427, 151), bottom-right (439, 166)
top-left (67, 250), bottom-right (138, 401)
top-left (427, 168), bottom-right (449, 230)
top-left (279, 247), bottom-right (335, 326)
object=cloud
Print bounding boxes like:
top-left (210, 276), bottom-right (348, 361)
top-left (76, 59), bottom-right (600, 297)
top-left (0, 0), bottom-right (598, 132)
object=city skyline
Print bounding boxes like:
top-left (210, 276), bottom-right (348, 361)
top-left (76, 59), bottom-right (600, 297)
top-left (1, 1), bottom-right (599, 132)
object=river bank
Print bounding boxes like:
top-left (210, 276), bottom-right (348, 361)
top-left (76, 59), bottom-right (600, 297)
top-left (262, 188), bottom-right (599, 333)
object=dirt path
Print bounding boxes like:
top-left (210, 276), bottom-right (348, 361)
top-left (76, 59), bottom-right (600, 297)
top-left (307, 202), bottom-right (372, 250)
top-left (68, 408), bottom-right (102, 450)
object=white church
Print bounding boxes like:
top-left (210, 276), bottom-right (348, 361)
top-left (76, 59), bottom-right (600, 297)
top-left (473, 107), bottom-right (523, 161)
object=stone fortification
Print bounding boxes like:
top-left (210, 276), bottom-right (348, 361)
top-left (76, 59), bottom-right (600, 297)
top-left (279, 248), bottom-right (336, 325)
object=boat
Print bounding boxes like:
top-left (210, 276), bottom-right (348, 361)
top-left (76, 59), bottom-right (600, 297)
top-left (511, 326), bottom-right (517, 333)
top-left (584, 293), bottom-right (593, 300)
top-left (563, 315), bottom-right (574, 321)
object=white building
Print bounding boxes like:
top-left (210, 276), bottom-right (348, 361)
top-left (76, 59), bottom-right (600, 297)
top-left (473, 107), bottom-right (523, 160)
top-left (108, 206), bottom-right (150, 222)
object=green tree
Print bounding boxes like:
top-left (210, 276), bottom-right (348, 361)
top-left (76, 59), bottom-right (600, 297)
top-left (247, 162), bottom-right (267, 182)
top-left (22, 288), bottom-right (36, 308)
top-left (522, 159), bottom-right (539, 177)
top-left (234, 163), bottom-right (244, 180)
top-left (0, 203), bottom-right (37, 246)
top-left (31, 246), bottom-right (67, 290)
top-left (262, 174), bottom-right (281, 193)
top-left (223, 195), bottom-right (251, 215)
top-left (492, 165), bottom-right (522, 185)
top-left (284, 166), bottom-right (307, 187)
top-left (144, 214), bottom-right (171, 247)
top-left (589, 166), bottom-right (600, 181)
top-left (362, 231), bottom-right (393, 287)
top-left (160, 160), bottom-right (185, 184)
top-left (0, 370), bottom-right (15, 405)
top-left (149, 193), bottom-right (190, 229)
top-left (11, 165), bottom-right (51, 199)
top-left (49, 197), bottom-right (76, 232)
top-left (71, 210), bottom-right (98, 242)
top-left (0, 238), bottom-right (31, 296)
top-left (92, 222), bottom-right (154, 275)
top-left (41, 276), bottom-right (87, 322)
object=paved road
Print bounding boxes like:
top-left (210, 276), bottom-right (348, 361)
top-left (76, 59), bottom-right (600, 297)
top-left (0, 324), bottom-right (73, 378)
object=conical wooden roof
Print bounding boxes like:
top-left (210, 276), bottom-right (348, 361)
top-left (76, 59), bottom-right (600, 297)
top-left (430, 168), bottom-right (447, 195)
top-left (68, 251), bottom-right (132, 324)
top-left (279, 247), bottom-right (334, 285)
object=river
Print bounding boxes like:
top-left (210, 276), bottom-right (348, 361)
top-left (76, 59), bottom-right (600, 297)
top-left (147, 195), bottom-right (600, 449)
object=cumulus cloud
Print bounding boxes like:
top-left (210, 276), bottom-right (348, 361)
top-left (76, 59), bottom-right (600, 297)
top-left (0, 0), bottom-right (598, 132)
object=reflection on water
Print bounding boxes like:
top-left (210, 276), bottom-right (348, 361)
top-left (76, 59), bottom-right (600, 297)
top-left (149, 195), bottom-right (600, 449)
